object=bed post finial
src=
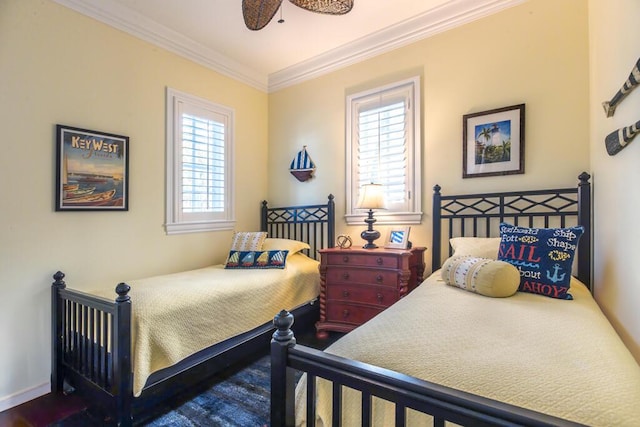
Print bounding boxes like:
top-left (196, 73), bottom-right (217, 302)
top-left (271, 310), bottom-right (296, 426)
top-left (53, 271), bottom-right (66, 288)
top-left (272, 309), bottom-right (295, 345)
top-left (578, 171), bottom-right (591, 185)
top-left (433, 184), bottom-right (441, 194)
top-left (115, 283), bottom-right (131, 302)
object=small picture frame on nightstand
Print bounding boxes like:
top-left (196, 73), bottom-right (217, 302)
top-left (384, 226), bottom-right (411, 249)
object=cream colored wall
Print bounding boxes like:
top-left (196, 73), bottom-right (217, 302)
top-left (268, 0), bottom-right (590, 272)
top-left (0, 0), bottom-right (268, 406)
top-left (588, 0), bottom-right (640, 361)
top-left (4, 0), bottom-right (638, 412)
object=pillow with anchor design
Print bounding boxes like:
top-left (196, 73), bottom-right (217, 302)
top-left (497, 223), bottom-right (584, 300)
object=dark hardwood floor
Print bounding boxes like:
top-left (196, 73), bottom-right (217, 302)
top-left (0, 393), bottom-right (87, 427)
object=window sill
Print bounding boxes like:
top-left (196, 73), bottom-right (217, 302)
top-left (165, 219), bottom-right (236, 235)
top-left (344, 212), bottom-right (423, 226)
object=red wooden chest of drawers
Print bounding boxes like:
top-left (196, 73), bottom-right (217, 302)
top-left (315, 246), bottom-right (426, 339)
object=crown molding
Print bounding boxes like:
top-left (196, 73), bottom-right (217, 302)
top-left (52, 0), bottom-right (525, 94)
top-left (268, 0), bottom-right (526, 92)
top-left (52, 0), bottom-right (268, 91)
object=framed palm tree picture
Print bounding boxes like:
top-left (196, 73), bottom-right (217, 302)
top-left (55, 124), bottom-right (129, 211)
top-left (462, 104), bottom-right (525, 178)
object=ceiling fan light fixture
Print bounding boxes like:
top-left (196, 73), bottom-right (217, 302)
top-left (289, 0), bottom-right (354, 15)
top-left (242, 0), bottom-right (284, 30)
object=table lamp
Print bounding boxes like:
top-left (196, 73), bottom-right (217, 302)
top-left (356, 183), bottom-right (386, 249)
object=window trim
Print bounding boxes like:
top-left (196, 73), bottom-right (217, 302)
top-left (345, 76), bottom-right (422, 226)
top-left (165, 87), bottom-right (235, 235)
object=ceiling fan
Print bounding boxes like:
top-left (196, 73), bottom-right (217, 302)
top-left (242, 0), bottom-right (354, 31)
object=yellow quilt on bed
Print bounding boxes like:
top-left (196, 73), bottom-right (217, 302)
top-left (92, 253), bottom-right (319, 396)
top-left (296, 272), bottom-right (640, 426)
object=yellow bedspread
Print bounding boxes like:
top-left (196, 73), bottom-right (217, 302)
top-left (93, 253), bottom-right (319, 396)
top-left (296, 272), bottom-right (640, 426)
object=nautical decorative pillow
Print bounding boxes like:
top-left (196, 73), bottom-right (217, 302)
top-left (230, 232), bottom-right (267, 251)
top-left (497, 223), bottom-right (584, 300)
top-left (441, 256), bottom-right (520, 298)
top-left (225, 250), bottom-right (289, 269)
top-left (261, 238), bottom-right (310, 256)
top-left (450, 237), bottom-right (501, 260)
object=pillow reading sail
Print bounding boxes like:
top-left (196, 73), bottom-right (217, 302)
top-left (497, 222), bottom-right (584, 299)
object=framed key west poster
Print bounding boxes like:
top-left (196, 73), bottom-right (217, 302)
top-left (55, 124), bottom-right (129, 211)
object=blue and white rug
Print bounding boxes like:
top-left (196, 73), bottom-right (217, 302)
top-left (56, 355), bottom-right (272, 427)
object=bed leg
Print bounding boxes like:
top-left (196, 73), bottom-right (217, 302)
top-left (51, 271), bottom-right (66, 393)
top-left (271, 310), bottom-right (296, 427)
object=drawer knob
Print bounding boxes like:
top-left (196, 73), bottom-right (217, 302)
top-left (342, 309), bottom-right (349, 319)
top-left (342, 290), bottom-right (350, 298)
top-left (375, 274), bottom-right (383, 283)
top-left (342, 256), bottom-right (350, 263)
top-left (342, 272), bottom-right (350, 280)
top-left (377, 293), bottom-right (384, 303)
top-left (376, 257), bottom-right (383, 265)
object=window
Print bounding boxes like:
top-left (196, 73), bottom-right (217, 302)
top-left (165, 88), bottom-right (235, 234)
top-left (345, 76), bottom-right (422, 225)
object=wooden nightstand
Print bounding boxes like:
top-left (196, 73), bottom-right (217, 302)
top-left (315, 246), bottom-right (426, 339)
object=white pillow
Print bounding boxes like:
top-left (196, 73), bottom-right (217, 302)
top-left (262, 238), bottom-right (310, 255)
top-left (230, 231), bottom-right (267, 251)
top-left (450, 237), bottom-right (501, 259)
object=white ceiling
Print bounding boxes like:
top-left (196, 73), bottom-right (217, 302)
top-left (53, 0), bottom-right (524, 92)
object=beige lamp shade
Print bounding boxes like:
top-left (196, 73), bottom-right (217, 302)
top-left (356, 183), bottom-right (386, 210)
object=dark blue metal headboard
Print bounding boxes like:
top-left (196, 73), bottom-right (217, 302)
top-left (261, 195), bottom-right (335, 260)
top-left (432, 172), bottom-right (592, 291)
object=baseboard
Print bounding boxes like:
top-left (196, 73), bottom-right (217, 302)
top-left (0, 382), bottom-right (49, 413)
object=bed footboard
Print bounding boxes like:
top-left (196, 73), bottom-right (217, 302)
top-left (51, 271), bottom-right (133, 426)
top-left (270, 311), bottom-right (583, 427)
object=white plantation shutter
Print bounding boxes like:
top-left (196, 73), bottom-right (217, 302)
top-left (181, 114), bottom-right (225, 213)
top-left (166, 88), bottom-right (235, 234)
top-left (357, 99), bottom-right (407, 210)
top-left (346, 77), bottom-right (422, 225)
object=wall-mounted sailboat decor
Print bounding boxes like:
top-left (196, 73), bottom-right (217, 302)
top-left (289, 146), bottom-right (316, 182)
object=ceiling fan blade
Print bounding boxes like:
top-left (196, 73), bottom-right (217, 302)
top-left (242, 0), bottom-right (284, 30)
top-left (289, 0), bottom-right (354, 15)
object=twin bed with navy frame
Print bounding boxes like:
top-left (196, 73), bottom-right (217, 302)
top-left (51, 196), bottom-right (335, 426)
